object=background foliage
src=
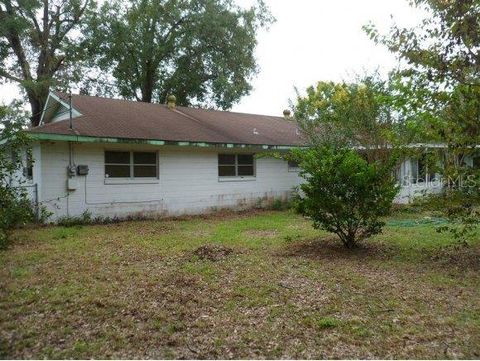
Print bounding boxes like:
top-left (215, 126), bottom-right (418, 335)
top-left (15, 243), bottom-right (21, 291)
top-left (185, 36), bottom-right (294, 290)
top-left (0, 103), bottom-right (35, 247)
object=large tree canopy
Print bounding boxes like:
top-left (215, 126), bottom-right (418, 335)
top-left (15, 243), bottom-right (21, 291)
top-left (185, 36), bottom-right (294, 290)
top-left (364, 0), bottom-right (480, 149)
top-left (0, 0), bottom-right (95, 126)
top-left (84, 0), bottom-right (273, 108)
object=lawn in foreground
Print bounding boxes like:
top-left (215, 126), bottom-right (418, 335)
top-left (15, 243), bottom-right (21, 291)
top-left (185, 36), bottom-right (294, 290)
top-left (0, 210), bottom-right (479, 359)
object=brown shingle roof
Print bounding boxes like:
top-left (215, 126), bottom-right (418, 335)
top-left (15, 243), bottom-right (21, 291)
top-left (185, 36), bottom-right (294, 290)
top-left (30, 92), bottom-right (302, 146)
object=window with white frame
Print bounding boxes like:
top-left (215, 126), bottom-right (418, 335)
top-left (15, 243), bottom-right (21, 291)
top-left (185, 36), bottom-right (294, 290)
top-left (105, 151), bottom-right (157, 178)
top-left (218, 154), bottom-right (255, 177)
top-left (411, 154), bottom-right (436, 184)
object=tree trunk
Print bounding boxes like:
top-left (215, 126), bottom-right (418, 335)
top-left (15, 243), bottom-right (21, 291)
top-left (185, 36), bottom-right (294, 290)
top-left (27, 91), bottom-right (44, 127)
top-left (140, 62), bottom-right (155, 103)
top-left (141, 89), bottom-right (153, 103)
top-left (340, 231), bottom-right (357, 249)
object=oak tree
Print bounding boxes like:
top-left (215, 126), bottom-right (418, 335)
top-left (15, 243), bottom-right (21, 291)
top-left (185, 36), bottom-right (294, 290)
top-left (0, 0), bottom-right (95, 126)
top-left (84, 0), bottom-right (273, 108)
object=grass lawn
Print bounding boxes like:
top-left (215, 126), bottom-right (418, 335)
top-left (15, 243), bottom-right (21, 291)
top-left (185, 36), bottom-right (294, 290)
top-left (1, 210), bottom-right (479, 359)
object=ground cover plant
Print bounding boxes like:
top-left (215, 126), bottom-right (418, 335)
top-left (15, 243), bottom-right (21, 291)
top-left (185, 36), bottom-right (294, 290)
top-left (0, 210), bottom-right (479, 359)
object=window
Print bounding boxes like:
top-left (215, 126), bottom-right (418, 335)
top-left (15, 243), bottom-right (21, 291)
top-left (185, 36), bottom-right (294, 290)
top-left (411, 154), bottom-right (436, 184)
top-left (288, 160), bottom-right (300, 172)
top-left (23, 151), bottom-right (33, 181)
top-left (105, 151), bottom-right (157, 178)
top-left (218, 154), bottom-right (255, 177)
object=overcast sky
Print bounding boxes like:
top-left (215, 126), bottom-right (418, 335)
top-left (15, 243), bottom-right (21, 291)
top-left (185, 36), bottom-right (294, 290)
top-left (0, 0), bottom-right (424, 116)
top-left (231, 0), bottom-right (424, 115)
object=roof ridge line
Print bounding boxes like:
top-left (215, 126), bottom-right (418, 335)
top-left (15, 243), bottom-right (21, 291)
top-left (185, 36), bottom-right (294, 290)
top-left (56, 90), bottom-right (285, 119)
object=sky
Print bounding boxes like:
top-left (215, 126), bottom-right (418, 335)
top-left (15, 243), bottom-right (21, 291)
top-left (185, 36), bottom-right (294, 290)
top-left (231, 0), bottom-right (424, 115)
top-left (0, 0), bottom-right (424, 116)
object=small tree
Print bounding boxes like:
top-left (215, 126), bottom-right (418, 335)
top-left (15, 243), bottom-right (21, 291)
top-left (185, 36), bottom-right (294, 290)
top-left (0, 103), bottom-right (35, 248)
top-left (292, 146), bottom-right (398, 249)
top-left (291, 75), bottom-right (400, 248)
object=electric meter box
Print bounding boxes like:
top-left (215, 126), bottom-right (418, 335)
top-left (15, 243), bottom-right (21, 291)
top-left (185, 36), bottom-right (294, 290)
top-left (77, 165), bottom-right (89, 176)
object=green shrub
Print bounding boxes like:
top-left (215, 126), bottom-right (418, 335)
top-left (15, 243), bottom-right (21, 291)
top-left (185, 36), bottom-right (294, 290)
top-left (57, 210), bottom-right (94, 227)
top-left (292, 146), bottom-right (399, 248)
top-left (0, 104), bottom-right (36, 249)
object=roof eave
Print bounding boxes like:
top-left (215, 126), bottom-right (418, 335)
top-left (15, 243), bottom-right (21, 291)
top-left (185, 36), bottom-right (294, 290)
top-left (27, 132), bottom-right (302, 150)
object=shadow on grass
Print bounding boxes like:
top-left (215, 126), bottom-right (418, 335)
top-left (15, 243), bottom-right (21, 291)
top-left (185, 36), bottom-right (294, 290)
top-left (277, 236), bottom-right (480, 272)
top-left (278, 236), bottom-right (395, 261)
top-left (429, 244), bottom-right (480, 271)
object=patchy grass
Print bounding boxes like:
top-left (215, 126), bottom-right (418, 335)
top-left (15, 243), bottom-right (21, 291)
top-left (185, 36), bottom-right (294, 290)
top-left (0, 210), bottom-right (479, 359)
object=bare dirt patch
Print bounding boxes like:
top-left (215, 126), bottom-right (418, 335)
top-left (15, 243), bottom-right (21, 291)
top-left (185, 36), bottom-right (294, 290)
top-left (192, 244), bottom-right (236, 261)
top-left (430, 243), bottom-right (480, 271)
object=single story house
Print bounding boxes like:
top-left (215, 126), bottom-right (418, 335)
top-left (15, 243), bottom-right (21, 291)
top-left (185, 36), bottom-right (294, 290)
top-left (17, 91), bottom-right (454, 221)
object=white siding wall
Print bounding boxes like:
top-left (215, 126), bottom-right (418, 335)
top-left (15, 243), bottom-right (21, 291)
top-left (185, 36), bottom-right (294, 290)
top-left (37, 142), bottom-right (453, 221)
top-left (39, 142), bottom-right (302, 221)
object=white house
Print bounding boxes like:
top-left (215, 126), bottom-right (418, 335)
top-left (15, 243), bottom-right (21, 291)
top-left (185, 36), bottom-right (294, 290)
top-left (17, 91), bottom-right (461, 222)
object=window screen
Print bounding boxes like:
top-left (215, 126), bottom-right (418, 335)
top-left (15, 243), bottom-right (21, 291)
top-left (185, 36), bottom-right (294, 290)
top-left (133, 152), bottom-right (157, 178)
top-left (105, 151), bottom-right (157, 178)
top-left (218, 154), bottom-right (255, 177)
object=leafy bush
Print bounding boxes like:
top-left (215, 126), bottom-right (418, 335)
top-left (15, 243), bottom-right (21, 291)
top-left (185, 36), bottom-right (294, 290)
top-left (0, 104), bottom-right (36, 248)
top-left (292, 146), bottom-right (399, 248)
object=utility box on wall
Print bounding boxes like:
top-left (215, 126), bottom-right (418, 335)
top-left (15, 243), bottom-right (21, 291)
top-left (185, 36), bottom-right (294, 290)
top-left (67, 178), bottom-right (78, 191)
top-left (77, 165), bottom-right (89, 176)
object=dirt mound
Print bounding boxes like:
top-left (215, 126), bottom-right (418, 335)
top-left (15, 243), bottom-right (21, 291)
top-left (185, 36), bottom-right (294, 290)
top-left (193, 244), bottom-right (235, 261)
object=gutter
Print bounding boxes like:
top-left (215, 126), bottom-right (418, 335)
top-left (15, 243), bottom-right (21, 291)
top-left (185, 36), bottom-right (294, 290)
top-left (27, 132), bottom-right (300, 150)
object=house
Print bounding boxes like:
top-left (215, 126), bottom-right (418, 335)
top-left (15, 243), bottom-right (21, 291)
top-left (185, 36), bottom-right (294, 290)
top-left (24, 92), bottom-right (304, 221)
top-left (20, 91), bottom-right (452, 222)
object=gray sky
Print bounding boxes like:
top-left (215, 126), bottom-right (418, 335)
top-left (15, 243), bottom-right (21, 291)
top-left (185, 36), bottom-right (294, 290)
top-left (231, 0), bottom-right (424, 115)
top-left (0, 0), bottom-right (424, 116)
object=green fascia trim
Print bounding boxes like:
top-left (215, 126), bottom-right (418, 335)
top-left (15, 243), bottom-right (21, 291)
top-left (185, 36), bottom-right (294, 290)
top-left (28, 132), bottom-right (300, 150)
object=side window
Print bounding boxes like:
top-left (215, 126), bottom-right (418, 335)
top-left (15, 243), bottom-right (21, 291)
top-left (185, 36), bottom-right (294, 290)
top-left (218, 154), bottom-right (236, 177)
top-left (237, 154), bottom-right (254, 176)
top-left (105, 151), bottom-right (157, 178)
top-left (133, 152), bottom-right (157, 178)
top-left (105, 151), bottom-right (130, 178)
top-left (23, 151), bottom-right (33, 181)
top-left (218, 154), bottom-right (255, 177)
